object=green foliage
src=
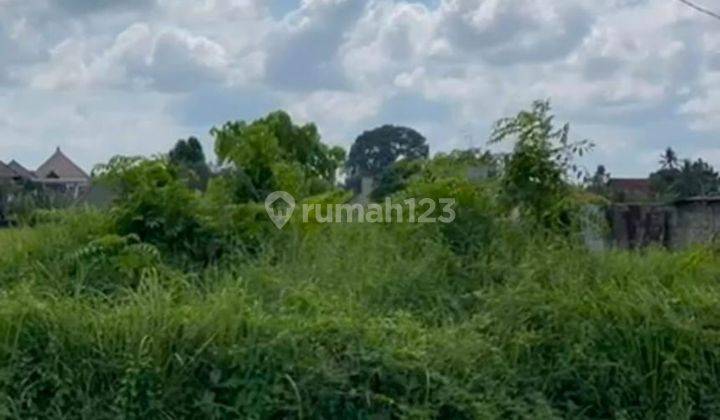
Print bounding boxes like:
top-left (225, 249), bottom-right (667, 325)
top-left (651, 157), bottom-right (720, 199)
top-left (491, 100), bottom-right (592, 228)
top-left (169, 136), bottom-right (211, 191)
top-left (370, 148), bottom-right (497, 202)
top-left (3, 105), bottom-right (720, 418)
top-left (347, 125), bottom-right (429, 181)
top-left (94, 156), bottom-right (216, 262)
top-left (371, 159), bottom-right (425, 201)
top-left (68, 234), bottom-right (161, 294)
top-left (212, 111), bottom-right (345, 202)
top-left (2, 217), bottom-right (720, 417)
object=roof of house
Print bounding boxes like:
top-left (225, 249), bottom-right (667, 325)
top-left (35, 147), bottom-right (89, 181)
top-left (0, 161), bottom-right (16, 179)
top-left (7, 160), bottom-right (36, 180)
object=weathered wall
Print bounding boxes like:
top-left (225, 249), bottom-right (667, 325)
top-left (609, 204), bottom-right (673, 249)
top-left (668, 201), bottom-right (720, 249)
top-left (607, 199), bottom-right (720, 249)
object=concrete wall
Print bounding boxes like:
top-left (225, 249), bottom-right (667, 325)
top-left (668, 201), bottom-right (720, 249)
top-left (609, 204), bottom-right (672, 249)
top-left (608, 200), bottom-right (720, 249)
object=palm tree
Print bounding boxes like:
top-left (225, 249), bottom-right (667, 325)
top-left (659, 147), bottom-right (679, 170)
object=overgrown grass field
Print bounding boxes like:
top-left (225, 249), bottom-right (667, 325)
top-left (1, 210), bottom-right (720, 419)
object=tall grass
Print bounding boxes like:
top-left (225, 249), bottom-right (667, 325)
top-left (1, 212), bottom-right (720, 418)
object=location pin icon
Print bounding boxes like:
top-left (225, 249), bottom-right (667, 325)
top-left (265, 191), bottom-right (296, 230)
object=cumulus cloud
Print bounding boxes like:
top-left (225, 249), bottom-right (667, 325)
top-left (2, 0), bottom-right (720, 175)
top-left (437, 0), bottom-right (595, 64)
top-left (28, 23), bottom-right (266, 92)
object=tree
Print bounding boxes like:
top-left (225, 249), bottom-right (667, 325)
top-left (211, 111), bottom-right (345, 201)
top-left (490, 100), bottom-right (592, 227)
top-left (673, 159), bottom-right (720, 197)
top-left (169, 137), bottom-right (210, 190)
top-left (346, 125), bottom-right (429, 180)
top-left (659, 147), bottom-right (679, 170)
top-left (370, 159), bottom-right (425, 201)
top-left (650, 153), bottom-right (720, 199)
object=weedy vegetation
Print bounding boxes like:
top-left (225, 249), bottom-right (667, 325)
top-left (1, 103), bottom-right (719, 419)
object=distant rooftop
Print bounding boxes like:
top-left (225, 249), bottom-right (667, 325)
top-left (35, 147), bottom-right (89, 181)
top-left (7, 160), bottom-right (36, 180)
top-left (1, 147), bottom-right (89, 183)
top-left (0, 161), bottom-right (16, 179)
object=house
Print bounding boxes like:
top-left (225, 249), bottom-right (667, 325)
top-left (1, 148), bottom-right (90, 198)
top-left (33, 147), bottom-right (90, 198)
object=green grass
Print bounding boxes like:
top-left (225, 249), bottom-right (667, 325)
top-left (1, 212), bottom-right (720, 418)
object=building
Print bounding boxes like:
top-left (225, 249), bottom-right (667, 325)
top-left (0, 147), bottom-right (90, 198)
top-left (34, 147), bottom-right (91, 198)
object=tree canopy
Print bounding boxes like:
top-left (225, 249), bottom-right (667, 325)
top-left (650, 156), bottom-right (720, 199)
top-left (211, 111), bottom-right (345, 201)
top-left (346, 125), bottom-right (429, 179)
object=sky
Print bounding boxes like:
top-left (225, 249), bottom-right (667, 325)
top-left (1, 0), bottom-right (719, 177)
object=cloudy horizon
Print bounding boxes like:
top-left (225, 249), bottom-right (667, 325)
top-left (1, 0), bottom-right (719, 177)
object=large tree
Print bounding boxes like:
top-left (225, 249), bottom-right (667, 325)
top-left (346, 125), bottom-right (429, 180)
top-left (212, 111), bottom-right (345, 201)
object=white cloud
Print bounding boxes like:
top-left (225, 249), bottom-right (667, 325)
top-left (28, 23), bottom-right (263, 92)
top-left (3, 0), bottom-right (720, 175)
top-left (285, 89), bottom-right (384, 144)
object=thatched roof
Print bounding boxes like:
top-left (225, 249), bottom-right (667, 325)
top-left (35, 147), bottom-right (89, 181)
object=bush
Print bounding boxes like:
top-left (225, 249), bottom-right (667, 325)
top-left (95, 156), bottom-right (220, 263)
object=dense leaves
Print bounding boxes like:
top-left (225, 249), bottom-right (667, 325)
top-left (491, 100), bottom-right (592, 228)
top-left (212, 111), bottom-right (345, 201)
top-left (93, 156), bottom-right (216, 262)
top-left (650, 156), bottom-right (720, 199)
top-left (347, 125), bottom-right (429, 180)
